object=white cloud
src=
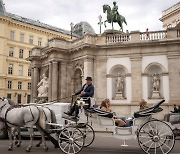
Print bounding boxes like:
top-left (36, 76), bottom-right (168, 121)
top-left (3, 0), bottom-right (180, 33)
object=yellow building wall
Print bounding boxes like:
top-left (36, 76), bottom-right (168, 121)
top-left (0, 15), bottom-right (72, 104)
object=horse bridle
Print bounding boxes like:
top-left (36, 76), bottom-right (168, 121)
top-left (0, 104), bottom-right (6, 113)
top-left (0, 104), bottom-right (6, 123)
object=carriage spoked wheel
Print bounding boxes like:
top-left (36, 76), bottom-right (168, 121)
top-left (58, 127), bottom-right (84, 154)
top-left (76, 123), bottom-right (95, 147)
top-left (138, 120), bottom-right (175, 154)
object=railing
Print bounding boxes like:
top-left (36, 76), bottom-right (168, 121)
top-left (140, 30), bottom-right (167, 41)
top-left (106, 33), bottom-right (130, 44)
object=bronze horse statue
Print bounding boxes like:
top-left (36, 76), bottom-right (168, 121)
top-left (103, 4), bottom-right (127, 31)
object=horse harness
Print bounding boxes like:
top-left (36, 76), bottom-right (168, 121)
top-left (0, 104), bottom-right (39, 128)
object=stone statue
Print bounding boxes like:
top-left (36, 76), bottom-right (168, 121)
top-left (116, 76), bottom-right (124, 93)
top-left (152, 73), bottom-right (160, 91)
top-left (112, 1), bottom-right (119, 21)
top-left (151, 73), bottom-right (161, 99)
top-left (103, 2), bottom-right (127, 31)
top-left (115, 75), bottom-right (124, 99)
top-left (37, 74), bottom-right (48, 98)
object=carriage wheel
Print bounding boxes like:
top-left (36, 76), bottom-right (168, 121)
top-left (138, 120), bottom-right (175, 154)
top-left (77, 123), bottom-right (95, 147)
top-left (58, 127), bottom-right (84, 154)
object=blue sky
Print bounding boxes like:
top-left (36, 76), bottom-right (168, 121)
top-left (3, 0), bottom-right (180, 33)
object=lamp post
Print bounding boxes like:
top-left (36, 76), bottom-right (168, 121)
top-left (70, 22), bottom-right (74, 39)
top-left (98, 15), bottom-right (103, 34)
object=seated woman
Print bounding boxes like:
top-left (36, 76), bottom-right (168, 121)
top-left (100, 100), bottom-right (130, 127)
top-left (139, 99), bottom-right (148, 110)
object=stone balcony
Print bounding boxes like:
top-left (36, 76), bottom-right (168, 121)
top-left (71, 28), bottom-right (179, 48)
top-left (30, 27), bottom-right (180, 56)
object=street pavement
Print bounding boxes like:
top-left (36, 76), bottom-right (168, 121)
top-left (0, 133), bottom-right (179, 154)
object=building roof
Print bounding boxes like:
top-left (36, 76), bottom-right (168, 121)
top-left (73, 21), bottom-right (96, 37)
top-left (0, 0), bottom-right (80, 37)
top-left (5, 12), bottom-right (75, 36)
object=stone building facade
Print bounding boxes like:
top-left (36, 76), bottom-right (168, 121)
top-left (160, 2), bottom-right (180, 29)
top-left (0, 0), bottom-right (75, 104)
top-left (29, 27), bottom-right (180, 118)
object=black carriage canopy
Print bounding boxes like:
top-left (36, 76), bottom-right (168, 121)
top-left (86, 99), bottom-right (165, 119)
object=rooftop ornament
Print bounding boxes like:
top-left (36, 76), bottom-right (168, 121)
top-left (103, 1), bottom-right (127, 31)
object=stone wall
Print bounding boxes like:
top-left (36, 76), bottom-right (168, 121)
top-left (29, 29), bottom-right (180, 115)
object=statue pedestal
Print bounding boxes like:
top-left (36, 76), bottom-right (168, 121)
top-left (115, 92), bottom-right (124, 100)
top-left (151, 91), bottom-right (160, 99)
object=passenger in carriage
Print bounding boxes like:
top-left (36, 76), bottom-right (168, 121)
top-left (100, 98), bottom-right (149, 127)
top-left (64, 77), bottom-right (94, 118)
top-left (100, 100), bottom-right (132, 127)
top-left (139, 99), bottom-right (148, 110)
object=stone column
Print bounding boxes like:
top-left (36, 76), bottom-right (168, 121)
top-left (168, 54), bottom-right (180, 104)
top-left (30, 67), bottom-right (34, 102)
top-left (83, 58), bottom-right (93, 79)
top-left (52, 61), bottom-right (58, 101)
top-left (95, 58), bottom-right (107, 101)
top-left (48, 62), bottom-right (52, 101)
top-left (130, 56), bottom-right (142, 103)
top-left (59, 62), bottom-right (67, 99)
top-left (33, 67), bottom-right (39, 101)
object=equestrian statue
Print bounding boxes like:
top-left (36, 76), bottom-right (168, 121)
top-left (103, 1), bottom-right (127, 31)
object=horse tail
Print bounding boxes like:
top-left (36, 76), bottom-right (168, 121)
top-left (37, 107), bottom-right (46, 130)
top-left (124, 17), bottom-right (127, 25)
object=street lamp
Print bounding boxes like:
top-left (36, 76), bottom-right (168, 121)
top-left (98, 15), bottom-right (103, 34)
top-left (70, 22), bottom-right (74, 39)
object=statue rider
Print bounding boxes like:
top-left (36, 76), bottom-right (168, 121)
top-left (112, 1), bottom-right (119, 21)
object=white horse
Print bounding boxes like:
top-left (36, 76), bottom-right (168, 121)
top-left (36, 106), bottom-right (56, 147)
top-left (0, 98), bottom-right (48, 152)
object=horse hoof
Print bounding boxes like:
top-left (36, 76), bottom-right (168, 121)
top-left (8, 147), bottom-right (12, 151)
top-left (17, 144), bottom-right (21, 147)
top-left (44, 147), bottom-right (48, 151)
top-left (15, 141), bottom-right (18, 145)
top-left (26, 149), bottom-right (30, 152)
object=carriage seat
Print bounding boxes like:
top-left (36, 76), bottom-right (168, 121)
top-left (87, 107), bottom-right (114, 118)
top-left (133, 99), bottom-right (165, 118)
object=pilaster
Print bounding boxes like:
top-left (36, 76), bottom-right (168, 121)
top-left (167, 53), bottom-right (180, 104)
top-left (48, 62), bottom-right (52, 101)
top-left (52, 61), bottom-right (58, 101)
top-left (130, 56), bottom-right (142, 103)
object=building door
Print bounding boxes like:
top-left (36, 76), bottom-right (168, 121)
top-left (27, 94), bottom-right (31, 104)
top-left (17, 94), bottom-right (21, 104)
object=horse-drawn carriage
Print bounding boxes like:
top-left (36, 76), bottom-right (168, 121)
top-left (0, 98), bottom-right (177, 154)
top-left (58, 98), bottom-right (176, 154)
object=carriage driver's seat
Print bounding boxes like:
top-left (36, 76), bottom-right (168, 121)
top-left (76, 97), bottom-right (95, 110)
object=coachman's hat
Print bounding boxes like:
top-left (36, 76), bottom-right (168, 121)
top-left (85, 76), bottom-right (92, 81)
